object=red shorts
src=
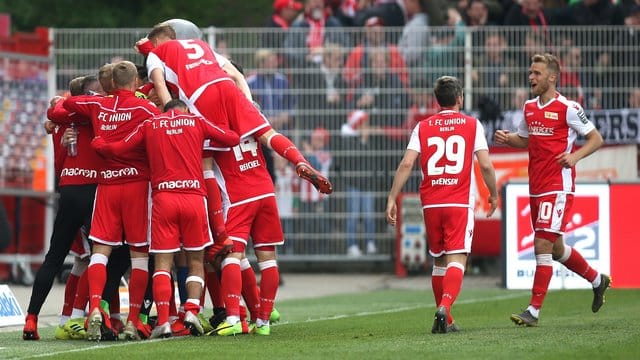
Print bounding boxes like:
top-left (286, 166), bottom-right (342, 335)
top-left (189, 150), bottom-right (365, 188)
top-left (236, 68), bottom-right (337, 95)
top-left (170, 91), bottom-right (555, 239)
top-left (69, 227), bottom-right (90, 259)
top-left (194, 80), bottom-right (267, 138)
top-left (225, 195), bottom-right (284, 253)
top-left (530, 193), bottom-right (573, 240)
top-left (89, 181), bottom-right (150, 248)
top-left (423, 206), bottom-right (474, 257)
top-left (149, 192), bottom-right (213, 253)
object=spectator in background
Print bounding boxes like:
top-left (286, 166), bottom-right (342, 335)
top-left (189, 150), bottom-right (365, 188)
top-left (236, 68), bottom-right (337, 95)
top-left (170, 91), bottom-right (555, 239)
top-left (398, 0), bottom-right (432, 81)
top-left (261, 0), bottom-right (304, 64)
top-left (273, 154), bottom-right (297, 255)
top-left (423, 7), bottom-right (467, 85)
top-left (472, 31), bottom-right (516, 111)
top-left (354, 0), bottom-right (408, 29)
top-left (558, 45), bottom-right (585, 105)
top-left (283, 0), bottom-right (352, 68)
top-left (294, 42), bottom-right (349, 131)
top-left (298, 127), bottom-right (333, 254)
top-left (609, 5), bottom-right (640, 109)
top-left (501, 87), bottom-right (530, 133)
top-left (344, 16), bottom-right (409, 89)
top-left (350, 48), bottom-right (408, 129)
top-left (465, 0), bottom-right (499, 26)
top-left (502, 0), bottom-right (561, 50)
top-left (326, 0), bottom-right (359, 26)
top-left (247, 48), bottom-right (296, 134)
top-left (628, 88), bottom-right (640, 108)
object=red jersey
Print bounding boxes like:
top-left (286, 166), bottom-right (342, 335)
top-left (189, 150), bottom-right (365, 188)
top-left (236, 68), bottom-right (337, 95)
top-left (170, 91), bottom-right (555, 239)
top-left (47, 101), bottom-right (101, 186)
top-left (146, 39), bottom-right (231, 106)
top-left (517, 93), bottom-right (595, 195)
top-left (407, 110), bottom-right (488, 208)
top-left (62, 89), bottom-right (160, 184)
top-left (93, 109), bottom-right (239, 196)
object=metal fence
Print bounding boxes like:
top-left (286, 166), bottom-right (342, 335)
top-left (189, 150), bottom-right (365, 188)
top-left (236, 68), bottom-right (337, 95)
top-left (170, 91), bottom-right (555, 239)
top-left (51, 25), bottom-right (640, 261)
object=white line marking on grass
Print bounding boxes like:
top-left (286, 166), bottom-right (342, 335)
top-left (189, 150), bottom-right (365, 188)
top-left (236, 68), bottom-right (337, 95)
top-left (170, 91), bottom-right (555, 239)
top-left (283, 292), bottom-right (529, 324)
top-left (21, 292), bottom-right (529, 359)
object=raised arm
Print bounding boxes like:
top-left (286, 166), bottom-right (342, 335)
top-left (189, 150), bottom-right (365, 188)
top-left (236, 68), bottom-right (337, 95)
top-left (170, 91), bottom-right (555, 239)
top-left (91, 121), bottom-right (147, 157)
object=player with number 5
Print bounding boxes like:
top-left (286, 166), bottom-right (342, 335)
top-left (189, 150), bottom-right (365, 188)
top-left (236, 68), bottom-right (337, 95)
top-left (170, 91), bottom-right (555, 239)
top-left (494, 53), bottom-right (610, 327)
top-left (386, 75), bottom-right (498, 334)
top-left (143, 20), bottom-right (332, 336)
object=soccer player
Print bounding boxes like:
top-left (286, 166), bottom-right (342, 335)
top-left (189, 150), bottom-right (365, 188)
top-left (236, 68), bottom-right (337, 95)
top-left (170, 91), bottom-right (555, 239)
top-left (62, 60), bottom-right (161, 341)
top-left (22, 77), bottom-right (100, 341)
top-left (92, 99), bottom-right (239, 339)
top-left (494, 53), bottom-right (611, 327)
top-left (386, 76), bottom-right (498, 334)
top-left (143, 21), bottom-right (333, 336)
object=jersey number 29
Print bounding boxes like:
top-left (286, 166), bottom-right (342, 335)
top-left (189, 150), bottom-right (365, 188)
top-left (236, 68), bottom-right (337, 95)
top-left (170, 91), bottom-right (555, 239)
top-left (427, 135), bottom-right (465, 175)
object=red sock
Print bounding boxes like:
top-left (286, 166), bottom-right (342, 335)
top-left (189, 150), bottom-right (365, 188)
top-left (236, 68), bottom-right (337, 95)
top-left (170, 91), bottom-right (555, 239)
top-left (62, 273), bottom-right (80, 317)
top-left (561, 247), bottom-right (598, 283)
top-left (258, 261), bottom-right (279, 321)
top-left (268, 133), bottom-right (306, 165)
top-left (204, 176), bottom-right (227, 242)
top-left (127, 267), bottom-right (149, 322)
top-left (206, 270), bottom-right (224, 308)
top-left (221, 259), bottom-right (242, 317)
top-left (73, 270), bottom-right (89, 311)
top-left (530, 265), bottom-right (553, 309)
top-left (88, 262), bottom-right (107, 310)
top-left (153, 271), bottom-right (172, 325)
top-left (241, 260), bottom-right (261, 322)
top-left (439, 264), bottom-right (464, 311)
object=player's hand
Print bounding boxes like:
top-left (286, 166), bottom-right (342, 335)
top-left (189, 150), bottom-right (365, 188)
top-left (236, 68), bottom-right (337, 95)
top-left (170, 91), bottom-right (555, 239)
top-left (486, 195), bottom-right (498, 218)
top-left (49, 95), bottom-right (64, 108)
top-left (134, 37), bottom-right (154, 56)
top-left (555, 152), bottom-right (578, 168)
top-left (43, 120), bottom-right (56, 134)
top-left (495, 129), bottom-right (512, 145)
top-left (386, 200), bottom-right (397, 226)
top-left (62, 127), bottom-right (77, 147)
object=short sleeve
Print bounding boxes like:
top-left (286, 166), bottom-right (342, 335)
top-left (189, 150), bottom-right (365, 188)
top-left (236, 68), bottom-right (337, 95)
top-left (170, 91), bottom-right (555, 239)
top-left (474, 121), bottom-right (489, 152)
top-left (516, 104), bottom-right (529, 138)
top-left (406, 124), bottom-right (421, 153)
top-left (146, 52), bottom-right (163, 80)
top-left (566, 101), bottom-right (596, 136)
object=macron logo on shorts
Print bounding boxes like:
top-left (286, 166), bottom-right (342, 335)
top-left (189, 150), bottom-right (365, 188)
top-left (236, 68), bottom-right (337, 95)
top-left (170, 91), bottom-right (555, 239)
top-left (158, 179), bottom-right (201, 190)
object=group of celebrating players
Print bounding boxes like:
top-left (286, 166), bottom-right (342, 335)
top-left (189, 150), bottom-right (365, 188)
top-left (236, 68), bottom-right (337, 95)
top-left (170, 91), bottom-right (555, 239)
top-left (22, 18), bottom-right (332, 341)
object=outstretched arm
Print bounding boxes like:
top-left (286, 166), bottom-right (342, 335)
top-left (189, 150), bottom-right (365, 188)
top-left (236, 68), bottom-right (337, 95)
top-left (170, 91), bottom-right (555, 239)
top-left (494, 130), bottom-right (529, 148)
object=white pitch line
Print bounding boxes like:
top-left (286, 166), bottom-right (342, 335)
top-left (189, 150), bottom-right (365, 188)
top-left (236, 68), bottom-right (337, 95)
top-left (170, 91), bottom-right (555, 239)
top-left (21, 292), bottom-right (529, 359)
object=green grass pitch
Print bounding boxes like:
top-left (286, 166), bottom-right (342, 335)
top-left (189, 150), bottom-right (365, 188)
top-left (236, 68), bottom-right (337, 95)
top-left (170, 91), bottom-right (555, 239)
top-left (1, 288), bottom-right (638, 359)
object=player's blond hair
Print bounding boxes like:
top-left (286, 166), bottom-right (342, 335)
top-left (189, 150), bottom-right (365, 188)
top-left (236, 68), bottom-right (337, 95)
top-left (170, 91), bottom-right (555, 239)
top-left (148, 24), bottom-right (176, 41)
top-left (531, 53), bottom-right (560, 75)
top-left (112, 61), bottom-right (137, 88)
top-left (98, 63), bottom-right (114, 94)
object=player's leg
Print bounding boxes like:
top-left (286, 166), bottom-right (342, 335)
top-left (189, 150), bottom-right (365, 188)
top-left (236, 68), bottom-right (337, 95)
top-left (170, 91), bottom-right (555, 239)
top-left (250, 197), bottom-right (284, 335)
top-left (24, 186), bottom-right (86, 340)
top-left (551, 195), bottom-right (610, 312)
top-left (433, 207), bottom-right (472, 334)
top-left (240, 257), bottom-right (260, 324)
top-left (150, 253), bottom-right (174, 339)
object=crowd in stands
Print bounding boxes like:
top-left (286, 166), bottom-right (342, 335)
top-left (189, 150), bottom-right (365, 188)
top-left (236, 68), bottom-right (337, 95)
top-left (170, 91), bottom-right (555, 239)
top-left (241, 0), bottom-right (640, 255)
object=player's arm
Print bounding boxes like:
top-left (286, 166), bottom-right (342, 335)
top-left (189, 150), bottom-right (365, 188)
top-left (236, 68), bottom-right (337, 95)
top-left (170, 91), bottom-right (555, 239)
top-left (220, 60), bottom-right (253, 101)
top-left (52, 97), bottom-right (89, 125)
top-left (494, 130), bottom-right (528, 148)
top-left (149, 68), bottom-right (172, 106)
top-left (386, 149), bottom-right (419, 226)
top-left (201, 118), bottom-right (240, 147)
top-left (556, 103), bottom-right (604, 168)
top-left (91, 121), bottom-right (147, 157)
top-left (475, 149), bottom-right (498, 217)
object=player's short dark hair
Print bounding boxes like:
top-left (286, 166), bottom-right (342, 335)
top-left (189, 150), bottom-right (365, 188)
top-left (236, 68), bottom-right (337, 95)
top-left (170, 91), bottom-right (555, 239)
top-left (230, 60), bottom-right (244, 76)
top-left (164, 99), bottom-right (187, 112)
top-left (80, 75), bottom-right (99, 94)
top-left (434, 76), bottom-right (463, 107)
top-left (135, 64), bottom-right (148, 81)
top-left (68, 76), bottom-right (85, 96)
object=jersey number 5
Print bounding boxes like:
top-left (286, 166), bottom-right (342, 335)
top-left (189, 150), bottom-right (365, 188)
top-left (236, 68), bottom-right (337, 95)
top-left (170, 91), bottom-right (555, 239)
top-left (427, 135), bottom-right (465, 175)
top-left (178, 40), bottom-right (205, 60)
